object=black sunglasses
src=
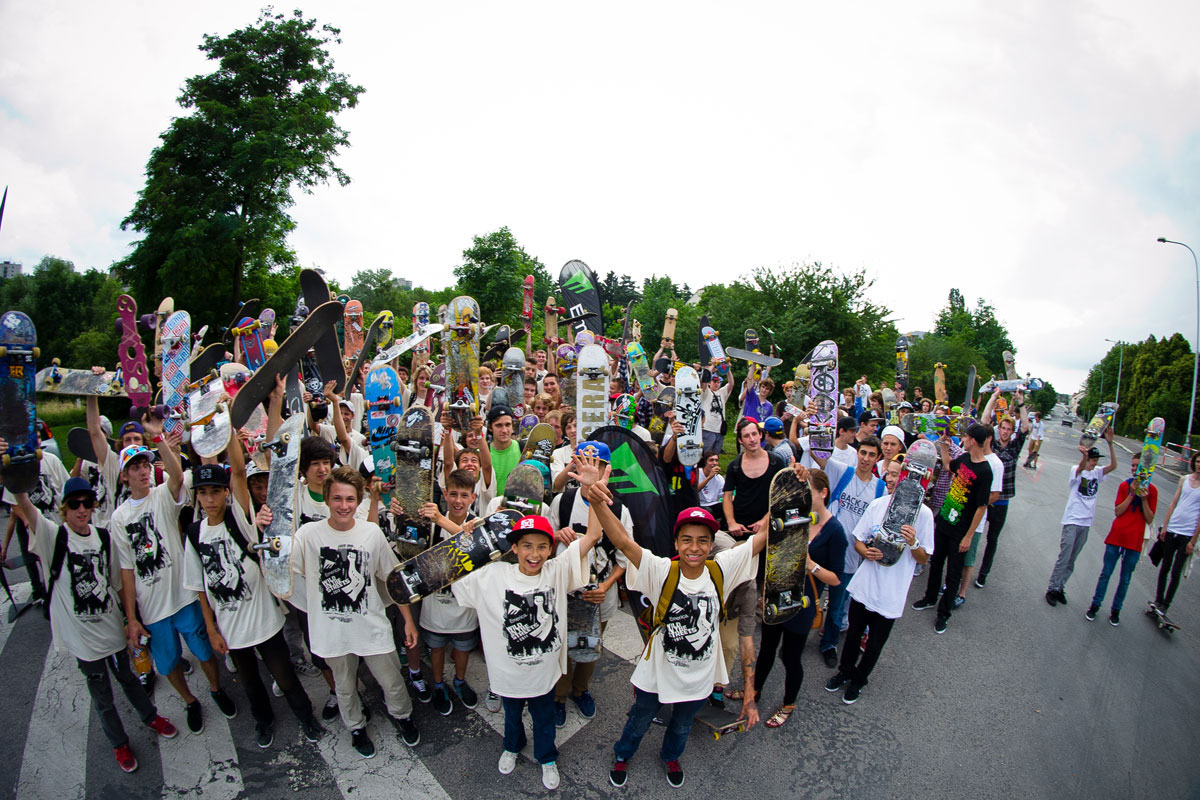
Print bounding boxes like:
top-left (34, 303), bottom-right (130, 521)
top-left (66, 496), bottom-right (97, 510)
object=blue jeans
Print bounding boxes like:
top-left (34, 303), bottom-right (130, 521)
top-left (820, 571), bottom-right (850, 652)
top-left (613, 687), bottom-right (706, 763)
top-left (502, 688), bottom-right (558, 764)
top-left (1092, 544), bottom-right (1140, 612)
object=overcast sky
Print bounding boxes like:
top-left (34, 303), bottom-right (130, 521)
top-left (3, 1), bottom-right (1198, 394)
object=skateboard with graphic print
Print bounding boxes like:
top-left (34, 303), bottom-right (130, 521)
top-left (763, 468), bottom-right (813, 624)
top-left (386, 509), bottom-right (521, 604)
top-left (253, 412), bottom-right (304, 599)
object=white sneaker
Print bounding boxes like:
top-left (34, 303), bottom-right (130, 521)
top-left (542, 761), bottom-right (560, 790)
top-left (271, 680), bottom-right (283, 698)
top-left (485, 691), bottom-right (502, 713)
top-left (225, 654), bottom-right (237, 673)
top-left (498, 750), bottom-right (518, 775)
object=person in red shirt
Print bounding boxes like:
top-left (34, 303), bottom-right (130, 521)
top-left (1085, 453), bottom-right (1157, 626)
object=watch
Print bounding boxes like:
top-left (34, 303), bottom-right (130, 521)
top-left (809, 562), bottom-right (820, 574)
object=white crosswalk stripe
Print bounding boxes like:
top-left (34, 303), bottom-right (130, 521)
top-left (16, 645), bottom-right (90, 800)
top-left (0, 582), bottom-right (32, 655)
top-left (156, 664), bottom-right (243, 799)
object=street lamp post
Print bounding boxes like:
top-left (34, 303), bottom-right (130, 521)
top-left (1157, 238), bottom-right (1200, 445)
top-left (1104, 338), bottom-right (1124, 408)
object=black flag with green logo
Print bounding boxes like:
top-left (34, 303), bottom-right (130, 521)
top-left (590, 425), bottom-right (673, 558)
top-left (558, 259), bottom-right (604, 337)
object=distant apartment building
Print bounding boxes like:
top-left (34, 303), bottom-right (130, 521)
top-left (395, 277), bottom-right (412, 291)
top-left (0, 260), bottom-right (22, 279)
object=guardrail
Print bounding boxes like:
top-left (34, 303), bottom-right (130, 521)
top-left (1165, 442), bottom-right (1194, 468)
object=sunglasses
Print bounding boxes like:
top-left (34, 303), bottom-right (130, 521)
top-left (66, 496), bottom-right (97, 510)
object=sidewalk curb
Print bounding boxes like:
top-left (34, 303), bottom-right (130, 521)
top-left (1113, 438), bottom-right (1182, 480)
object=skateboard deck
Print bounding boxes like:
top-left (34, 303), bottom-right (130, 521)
top-left (389, 406), bottom-right (435, 559)
top-left (674, 366), bottom-right (703, 467)
top-left (899, 413), bottom-right (976, 437)
top-left (612, 394), bottom-right (637, 430)
top-left (701, 326), bottom-right (729, 376)
top-left (661, 307), bottom-right (678, 351)
top-left (557, 344), bottom-right (578, 408)
top-left (725, 347), bottom-right (783, 368)
top-left (0, 311), bottom-right (41, 494)
top-left (386, 509), bottom-right (521, 604)
top-left (188, 371), bottom-right (231, 458)
top-left (373, 323), bottom-right (444, 366)
top-left (298, 270), bottom-right (345, 395)
top-left (522, 423), bottom-right (557, 465)
top-left (36, 364), bottom-right (126, 398)
top-left (412, 302), bottom-right (431, 358)
top-left (253, 412), bottom-right (304, 598)
top-left (190, 343), bottom-right (226, 382)
top-left (646, 387), bottom-right (675, 446)
top-left (447, 296), bottom-right (481, 432)
top-left (229, 301), bottom-right (345, 430)
top-left (871, 439), bottom-right (937, 565)
top-left (1079, 403), bottom-right (1117, 449)
top-left (743, 330), bottom-right (762, 384)
top-left (576, 344), bottom-right (610, 442)
top-left (116, 294), bottom-right (152, 416)
top-left (1003, 350), bottom-right (1018, 381)
top-left (518, 413), bottom-right (539, 441)
top-left (503, 462), bottom-right (546, 512)
top-left (964, 365), bottom-right (977, 412)
top-left (694, 704), bottom-right (748, 740)
top-left (1145, 601), bottom-right (1180, 633)
top-left (896, 335), bottom-right (910, 391)
top-left (788, 362), bottom-right (811, 412)
top-left (233, 313), bottom-right (268, 371)
top-left (763, 469), bottom-right (812, 624)
top-left (543, 296), bottom-right (561, 352)
top-left (626, 342), bottom-right (656, 401)
top-left (67, 427), bottom-right (109, 464)
top-left (500, 347), bottom-right (525, 415)
top-left (343, 300), bottom-right (365, 360)
top-left (160, 311), bottom-right (191, 439)
top-left (221, 299), bottom-right (260, 346)
top-left (566, 573), bottom-right (602, 663)
top-left (807, 340), bottom-right (839, 461)
top-left (697, 315), bottom-right (711, 367)
top-left (483, 324), bottom-right (512, 363)
top-left (349, 310), bottom-right (392, 392)
top-left (933, 363), bottom-right (947, 405)
top-left (1135, 417), bottom-right (1166, 490)
top-left (148, 297), bottom-right (174, 379)
top-left (365, 365), bottom-right (403, 510)
top-left (521, 275), bottom-right (535, 350)
top-left (977, 376), bottom-right (1045, 394)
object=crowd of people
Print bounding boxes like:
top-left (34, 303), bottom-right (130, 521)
top-left (1, 323), bottom-right (1195, 793)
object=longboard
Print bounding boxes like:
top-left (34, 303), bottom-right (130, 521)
top-left (386, 509), bottom-right (521, 604)
top-left (0, 311), bottom-right (41, 494)
top-left (870, 439), bottom-right (936, 565)
top-left (674, 366), bottom-right (703, 467)
top-left (576, 344), bottom-right (610, 442)
top-left (1135, 417), bottom-right (1166, 490)
top-left (763, 469), bottom-right (812, 624)
top-left (807, 340), bottom-right (838, 461)
top-left (1145, 601), bottom-right (1180, 634)
top-left (253, 413), bottom-right (304, 599)
top-left (160, 311), bottom-right (191, 439)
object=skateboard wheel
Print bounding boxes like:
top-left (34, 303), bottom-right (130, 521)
top-left (408, 592), bottom-right (422, 603)
top-left (1, 454), bottom-right (7, 467)
top-left (489, 549), bottom-right (502, 561)
top-left (52, 357), bottom-right (60, 366)
top-left (113, 320), bottom-right (123, 336)
top-left (31, 346), bottom-right (40, 358)
top-left (138, 314), bottom-right (154, 332)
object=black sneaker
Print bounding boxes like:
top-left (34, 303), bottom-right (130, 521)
top-left (454, 679), bottom-right (478, 709)
top-left (321, 691), bottom-right (339, 722)
top-left (825, 672), bottom-right (849, 693)
top-left (664, 759), bottom-right (684, 788)
top-left (554, 701), bottom-right (567, 728)
top-left (432, 685), bottom-right (452, 716)
top-left (975, 573), bottom-right (987, 588)
top-left (300, 718), bottom-right (325, 743)
top-left (409, 671), bottom-right (433, 704)
top-left (1109, 610), bottom-right (1120, 627)
top-left (821, 648), bottom-right (838, 669)
top-left (934, 616), bottom-right (948, 634)
top-left (1085, 604), bottom-right (1099, 621)
top-left (211, 689), bottom-right (237, 719)
top-left (912, 598), bottom-right (937, 611)
top-left (842, 683), bottom-right (863, 705)
top-left (255, 722), bottom-right (274, 749)
top-left (1045, 591), bottom-right (1059, 607)
top-left (185, 700), bottom-right (203, 734)
top-left (394, 716), bottom-right (420, 747)
top-left (610, 756), bottom-right (629, 787)
top-left (1056, 590), bottom-right (1068, 606)
top-left (351, 728), bottom-right (376, 759)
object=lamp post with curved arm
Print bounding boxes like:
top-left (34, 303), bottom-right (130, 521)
top-left (1157, 237), bottom-right (1199, 445)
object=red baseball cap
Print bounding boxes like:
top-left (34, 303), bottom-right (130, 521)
top-left (674, 507), bottom-right (719, 535)
top-left (508, 514), bottom-right (555, 546)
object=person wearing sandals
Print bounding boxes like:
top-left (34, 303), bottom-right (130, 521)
top-left (752, 466), bottom-right (843, 728)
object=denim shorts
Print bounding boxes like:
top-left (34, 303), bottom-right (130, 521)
top-left (420, 626), bottom-right (479, 652)
top-left (145, 601), bottom-right (213, 674)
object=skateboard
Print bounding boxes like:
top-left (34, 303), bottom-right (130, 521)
top-left (762, 468), bottom-right (813, 624)
top-left (232, 312), bottom-right (268, 371)
top-left (934, 363), bottom-right (947, 405)
top-left (661, 307), bottom-right (678, 351)
top-left (284, 364), bottom-right (304, 419)
top-left (1135, 417), bottom-right (1166, 490)
top-left (522, 422), bottom-right (557, 465)
top-left (503, 462), bottom-right (547, 511)
top-left (626, 342), bottom-right (656, 401)
top-left (0, 311), bottom-right (42, 494)
top-left (870, 439), bottom-right (937, 565)
top-left (221, 362), bottom-right (267, 451)
top-left (159, 311), bottom-right (191, 439)
top-left (518, 413), bottom-right (539, 441)
top-left (697, 315), bottom-right (712, 367)
top-left (543, 296), bottom-right (561, 353)
top-left (977, 376), bottom-right (1046, 394)
top-left (343, 300), bottom-right (365, 360)
top-left (116, 294), bottom-right (153, 417)
top-left (674, 366), bottom-right (703, 467)
top-left (557, 344), bottom-right (578, 408)
top-left (229, 301), bottom-right (345, 430)
top-left (694, 704), bottom-right (748, 741)
top-left (426, 362), bottom-right (447, 415)
top-left (648, 386), bottom-right (675, 446)
top-left (899, 413), bottom-right (976, 437)
top-left (348, 309), bottom-right (393, 392)
top-left (743, 329), bottom-right (762, 384)
top-left (67, 426), bottom-right (111, 464)
top-left (36, 364), bottom-right (125, 398)
top-left (253, 412), bottom-right (305, 599)
top-left (788, 362), bottom-right (810, 412)
top-left (566, 571), bottom-right (602, 663)
top-left (373, 322), bottom-right (444, 366)
top-left (221, 298), bottom-right (260, 346)
top-left (1145, 601), bottom-right (1180, 634)
top-left (187, 371), bottom-right (231, 458)
top-left (521, 275), bottom-right (535, 351)
top-left (365, 365), bottom-right (403, 510)
top-left (377, 309), bottom-right (394, 350)
top-left (612, 394), bottom-right (637, 430)
top-left (1079, 403), bottom-right (1117, 449)
top-left (807, 340), bottom-right (839, 461)
top-left (447, 296), bottom-right (481, 432)
top-left (701, 326), bottom-right (729, 376)
top-left (389, 405), bottom-right (435, 559)
top-left (298, 270), bottom-right (345, 395)
top-left (500, 347), bottom-right (525, 415)
top-left (146, 297), bottom-right (174, 380)
top-left (1003, 350), bottom-right (1018, 381)
top-left (725, 347), bottom-right (783, 368)
top-left (190, 343), bottom-right (226, 382)
top-left (413, 302), bottom-right (431, 359)
top-left (483, 324), bottom-right (512, 363)
top-left (896, 335), bottom-right (910, 391)
top-left (576, 344), bottom-right (610, 442)
top-left (385, 509), bottom-right (521, 605)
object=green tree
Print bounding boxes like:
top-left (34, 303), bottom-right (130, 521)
top-left (116, 9), bottom-right (364, 336)
top-left (1078, 334), bottom-right (1196, 442)
top-left (1028, 382), bottom-right (1058, 416)
top-left (933, 290), bottom-right (1016, 377)
top-left (453, 227), bottom-right (554, 350)
top-left (907, 335), bottom-right (991, 408)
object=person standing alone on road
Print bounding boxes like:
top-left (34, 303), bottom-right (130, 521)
top-left (1045, 430), bottom-right (1117, 607)
top-left (1153, 450), bottom-right (1200, 614)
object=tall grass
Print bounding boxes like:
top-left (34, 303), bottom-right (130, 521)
top-left (35, 397), bottom-right (86, 427)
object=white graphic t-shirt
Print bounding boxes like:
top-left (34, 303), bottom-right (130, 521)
top-left (419, 523), bottom-right (480, 635)
top-left (846, 495), bottom-right (936, 619)
top-left (111, 482), bottom-right (189, 626)
top-left (453, 539), bottom-right (584, 698)
top-left (1061, 466), bottom-right (1108, 526)
top-left (627, 543), bottom-right (756, 704)
top-left (289, 487), bottom-right (368, 613)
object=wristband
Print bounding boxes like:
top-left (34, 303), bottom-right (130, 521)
top-left (809, 562), bottom-right (820, 574)
top-left (152, 433), bottom-right (165, 444)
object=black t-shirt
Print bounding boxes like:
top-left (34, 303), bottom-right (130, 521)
top-left (935, 454), bottom-right (993, 536)
top-left (724, 451), bottom-right (787, 533)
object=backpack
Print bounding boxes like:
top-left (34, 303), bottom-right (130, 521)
top-left (636, 559), bottom-right (725, 660)
top-left (829, 465), bottom-right (886, 516)
top-left (45, 524), bottom-right (111, 620)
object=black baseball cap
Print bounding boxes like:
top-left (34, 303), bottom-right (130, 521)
top-left (858, 410), bottom-right (884, 425)
top-left (837, 417), bottom-right (859, 432)
top-left (487, 405), bottom-right (514, 425)
top-left (192, 463), bottom-right (230, 489)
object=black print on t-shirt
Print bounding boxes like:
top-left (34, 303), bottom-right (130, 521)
top-left (319, 545), bottom-right (370, 616)
top-left (127, 513), bottom-right (170, 580)
top-left (503, 588), bottom-right (557, 663)
top-left (197, 539), bottom-right (251, 608)
top-left (660, 587), bottom-right (717, 665)
top-left (1077, 477), bottom-right (1099, 498)
top-left (28, 475), bottom-right (55, 515)
top-left (68, 550), bottom-right (110, 617)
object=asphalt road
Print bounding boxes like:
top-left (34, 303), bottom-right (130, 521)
top-left (1, 425), bottom-right (1197, 799)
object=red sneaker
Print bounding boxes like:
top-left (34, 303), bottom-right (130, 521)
top-left (113, 743), bottom-right (138, 773)
top-left (147, 715), bottom-right (178, 739)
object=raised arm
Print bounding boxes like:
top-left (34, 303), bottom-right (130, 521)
top-left (86, 395), bottom-right (110, 470)
top-left (143, 414), bottom-right (183, 497)
top-left (1101, 428), bottom-right (1118, 475)
top-left (588, 475), bottom-right (642, 569)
